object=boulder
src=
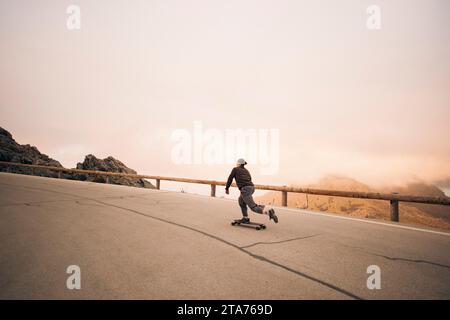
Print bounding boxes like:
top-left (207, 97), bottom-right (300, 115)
top-left (70, 154), bottom-right (155, 188)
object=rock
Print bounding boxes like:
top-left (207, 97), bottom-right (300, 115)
top-left (0, 127), bottom-right (62, 178)
top-left (70, 154), bottom-right (155, 189)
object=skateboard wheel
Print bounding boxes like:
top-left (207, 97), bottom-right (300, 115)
top-left (256, 227), bottom-right (261, 230)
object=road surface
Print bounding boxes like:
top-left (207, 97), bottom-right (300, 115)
top-left (0, 173), bottom-right (449, 299)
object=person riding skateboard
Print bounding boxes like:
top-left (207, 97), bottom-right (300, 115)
top-left (225, 158), bottom-right (278, 224)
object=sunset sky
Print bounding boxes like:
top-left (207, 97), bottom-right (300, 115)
top-left (1, 0), bottom-right (449, 193)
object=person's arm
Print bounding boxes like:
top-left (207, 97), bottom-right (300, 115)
top-left (225, 168), bottom-right (236, 193)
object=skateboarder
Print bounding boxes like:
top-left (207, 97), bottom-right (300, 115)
top-left (225, 158), bottom-right (278, 223)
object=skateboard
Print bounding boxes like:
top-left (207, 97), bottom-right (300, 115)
top-left (231, 219), bottom-right (266, 230)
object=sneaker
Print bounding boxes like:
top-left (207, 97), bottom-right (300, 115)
top-left (268, 209), bottom-right (278, 223)
top-left (240, 217), bottom-right (250, 224)
top-left (263, 206), bottom-right (272, 215)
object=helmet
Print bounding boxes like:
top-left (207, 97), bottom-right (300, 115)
top-left (236, 158), bottom-right (247, 165)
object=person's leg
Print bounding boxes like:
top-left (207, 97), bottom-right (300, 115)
top-left (238, 194), bottom-right (248, 218)
top-left (241, 186), bottom-right (265, 214)
top-left (241, 186), bottom-right (279, 223)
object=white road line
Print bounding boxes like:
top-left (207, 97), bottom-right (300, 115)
top-left (279, 206), bottom-right (450, 237)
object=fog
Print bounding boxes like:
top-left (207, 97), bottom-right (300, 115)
top-left (1, 0), bottom-right (449, 189)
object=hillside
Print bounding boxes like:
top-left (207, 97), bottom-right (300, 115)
top-left (257, 175), bottom-right (450, 230)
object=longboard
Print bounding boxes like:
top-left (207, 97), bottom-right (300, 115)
top-left (231, 219), bottom-right (266, 230)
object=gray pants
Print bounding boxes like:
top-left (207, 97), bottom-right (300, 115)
top-left (238, 186), bottom-right (265, 217)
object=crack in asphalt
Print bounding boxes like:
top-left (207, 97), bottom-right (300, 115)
top-left (371, 253), bottom-right (450, 270)
top-left (91, 199), bottom-right (363, 300)
top-left (339, 243), bottom-right (450, 271)
top-left (241, 234), bottom-right (321, 249)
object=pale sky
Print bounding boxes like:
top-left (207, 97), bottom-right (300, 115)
top-left (1, 0), bottom-right (449, 191)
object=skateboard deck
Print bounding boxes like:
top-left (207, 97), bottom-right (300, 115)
top-left (231, 219), bottom-right (266, 230)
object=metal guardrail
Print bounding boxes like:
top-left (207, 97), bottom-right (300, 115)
top-left (1, 161), bottom-right (449, 222)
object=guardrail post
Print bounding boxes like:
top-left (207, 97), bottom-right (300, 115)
top-left (210, 184), bottom-right (216, 197)
top-left (105, 176), bottom-right (110, 184)
top-left (281, 191), bottom-right (288, 206)
top-left (58, 171), bottom-right (62, 179)
top-left (156, 179), bottom-right (160, 190)
top-left (390, 200), bottom-right (399, 222)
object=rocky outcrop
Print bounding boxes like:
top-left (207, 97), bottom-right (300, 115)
top-left (71, 154), bottom-right (155, 188)
top-left (0, 127), bottom-right (62, 177)
top-left (0, 127), bottom-right (154, 189)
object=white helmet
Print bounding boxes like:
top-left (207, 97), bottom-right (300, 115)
top-left (236, 158), bottom-right (247, 165)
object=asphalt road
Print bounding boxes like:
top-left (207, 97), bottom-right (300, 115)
top-left (0, 173), bottom-right (449, 299)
